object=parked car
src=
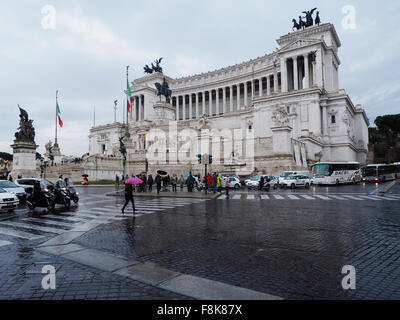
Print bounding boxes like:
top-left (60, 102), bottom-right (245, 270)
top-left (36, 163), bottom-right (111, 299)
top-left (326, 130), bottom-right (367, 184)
top-left (15, 178), bottom-right (55, 195)
top-left (0, 180), bottom-right (27, 202)
top-left (0, 187), bottom-right (19, 212)
top-left (278, 171), bottom-right (311, 187)
top-left (227, 177), bottom-right (241, 189)
top-left (15, 178), bottom-right (36, 194)
top-left (246, 176), bottom-right (261, 190)
top-left (280, 175), bottom-right (311, 189)
top-left (262, 176), bottom-right (279, 190)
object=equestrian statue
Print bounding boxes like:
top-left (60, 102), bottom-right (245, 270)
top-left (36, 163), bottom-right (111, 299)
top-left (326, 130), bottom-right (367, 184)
top-left (155, 77), bottom-right (172, 104)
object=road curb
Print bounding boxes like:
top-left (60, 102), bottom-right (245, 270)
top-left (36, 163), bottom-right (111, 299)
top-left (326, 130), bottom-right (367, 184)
top-left (37, 243), bottom-right (282, 300)
top-left (378, 180), bottom-right (398, 195)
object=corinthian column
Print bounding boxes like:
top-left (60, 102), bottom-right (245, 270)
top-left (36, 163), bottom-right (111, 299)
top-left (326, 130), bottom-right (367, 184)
top-left (189, 94), bottom-right (193, 119)
top-left (237, 84), bottom-right (240, 110)
top-left (304, 54), bottom-right (310, 89)
top-left (223, 87), bottom-right (226, 114)
top-left (244, 82), bottom-right (248, 107)
top-left (230, 85), bottom-right (233, 112)
top-left (195, 93), bottom-right (199, 118)
top-left (293, 56), bottom-right (299, 91)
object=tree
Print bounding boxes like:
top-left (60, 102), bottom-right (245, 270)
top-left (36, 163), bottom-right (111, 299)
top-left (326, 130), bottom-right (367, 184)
top-left (0, 152), bottom-right (13, 161)
top-left (374, 114), bottom-right (400, 145)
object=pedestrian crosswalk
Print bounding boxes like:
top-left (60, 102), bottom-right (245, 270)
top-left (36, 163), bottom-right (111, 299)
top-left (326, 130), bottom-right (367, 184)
top-left (0, 197), bottom-right (209, 243)
top-left (218, 194), bottom-right (400, 201)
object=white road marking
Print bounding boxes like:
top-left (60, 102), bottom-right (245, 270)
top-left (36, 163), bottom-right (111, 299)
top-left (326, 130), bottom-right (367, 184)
top-left (43, 215), bottom-right (88, 222)
top-left (327, 195), bottom-right (349, 200)
top-left (300, 195), bottom-right (315, 200)
top-left (287, 195), bottom-right (300, 200)
top-left (232, 195), bottom-right (242, 200)
top-left (22, 218), bottom-right (80, 228)
top-left (260, 195), bottom-right (270, 200)
top-left (314, 195), bottom-right (331, 200)
top-left (273, 195), bottom-right (285, 200)
top-left (247, 195), bottom-right (255, 200)
top-left (0, 240), bottom-right (13, 248)
top-left (341, 195), bottom-right (364, 201)
top-left (0, 227), bottom-right (44, 240)
top-left (0, 221), bottom-right (67, 234)
top-left (357, 195), bottom-right (383, 201)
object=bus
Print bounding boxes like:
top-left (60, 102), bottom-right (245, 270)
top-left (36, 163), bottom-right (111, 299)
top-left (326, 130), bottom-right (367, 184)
top-left (312, 162), bottom-right (361, 185)
top-left (361, 164), bottom-right (400, 183)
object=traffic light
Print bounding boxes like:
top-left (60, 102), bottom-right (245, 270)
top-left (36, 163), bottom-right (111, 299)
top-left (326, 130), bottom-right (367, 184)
top-left (209, 155), bottom-right (213, 164)
top-left (197, 154), bottom-right (202, 164)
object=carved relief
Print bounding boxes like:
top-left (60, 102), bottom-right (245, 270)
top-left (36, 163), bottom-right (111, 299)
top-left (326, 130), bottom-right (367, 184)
top-left (272, 105), bottom-right (290, 127)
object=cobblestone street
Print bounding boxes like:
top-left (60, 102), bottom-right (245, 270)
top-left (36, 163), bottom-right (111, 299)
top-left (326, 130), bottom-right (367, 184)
top-left (0, 183), bottom-right (399, 300)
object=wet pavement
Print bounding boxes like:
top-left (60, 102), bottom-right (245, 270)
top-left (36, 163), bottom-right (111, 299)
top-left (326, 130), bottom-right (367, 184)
top-left (0, 182), bottom-right (399, 300)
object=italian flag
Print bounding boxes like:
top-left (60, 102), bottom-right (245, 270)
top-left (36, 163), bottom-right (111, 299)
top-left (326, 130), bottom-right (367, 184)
top-left (57, 102), bottom-right (63, 128)
top-left (127, 79), bottom-right (132, 113)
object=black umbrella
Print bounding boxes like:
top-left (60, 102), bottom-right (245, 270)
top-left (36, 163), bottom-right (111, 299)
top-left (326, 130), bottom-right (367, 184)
top-left (157, 170), bottom-right (167, 176)
top-left (82, 174), bottom-right (89, 177)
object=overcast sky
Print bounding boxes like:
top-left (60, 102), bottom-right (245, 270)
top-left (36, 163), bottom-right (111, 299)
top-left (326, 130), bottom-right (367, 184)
top-left (1, 0), bottom-right (399, 157)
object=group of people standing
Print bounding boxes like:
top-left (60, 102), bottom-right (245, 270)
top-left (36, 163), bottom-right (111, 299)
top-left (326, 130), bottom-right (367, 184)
top-left (203, 173), bottom-right (228, 195)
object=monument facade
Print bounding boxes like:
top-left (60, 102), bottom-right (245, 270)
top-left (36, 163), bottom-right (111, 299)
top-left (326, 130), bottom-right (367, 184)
top-left (88, 22), bottom-right (369, 178)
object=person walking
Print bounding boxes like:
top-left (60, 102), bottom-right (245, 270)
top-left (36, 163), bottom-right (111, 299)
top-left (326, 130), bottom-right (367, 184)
top-left (172, 174), bottom-right (177, 192)
top-left (148, 174), bottom-right (153, 192)
top-left (8, 175), bottom-right (13, 182)
top-left (212, 173), bottom-right (217, 194)
top-left (115, 175), bottom-right (120, 191)
top-left (207, 174), bottom-right (213, 193)
top-left (259, 175), bottom-right (264, 191)
top-left (121, 183), bottom-right (135, 215)
top-left (217, 175), bottom-right (221, 193)
top-left (221, 177), bottom-right (229, 198)
top-left (187, 174), bottom-right (194, 193)
top-left (179, 175), bottom-right (185, 191)
top-left (155, 173), bottom-right (162, 194)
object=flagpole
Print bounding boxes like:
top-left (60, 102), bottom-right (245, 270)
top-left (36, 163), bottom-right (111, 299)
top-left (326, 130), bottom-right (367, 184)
top-left (55, 90), bottom-right (58, 145)
top-left (126, 65), bottom-right (130, 124)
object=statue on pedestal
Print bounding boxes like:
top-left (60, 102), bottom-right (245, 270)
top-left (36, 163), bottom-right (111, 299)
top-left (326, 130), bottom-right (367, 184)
top-left (14, 106), bottom-right (36, 143)
top-left (10, 106), bottom-right (38, 178)
top-left (155, 77), bottom-right (172, 103)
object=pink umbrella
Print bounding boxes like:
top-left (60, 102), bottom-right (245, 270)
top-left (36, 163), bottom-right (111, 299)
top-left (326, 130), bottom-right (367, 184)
top-left (124, 177), bottom-right (143, 185)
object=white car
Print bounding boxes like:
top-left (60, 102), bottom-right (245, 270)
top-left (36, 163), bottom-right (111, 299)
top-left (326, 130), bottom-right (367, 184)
top-left (0, 180), bottom-right (27, 201)
top-left (0, 187), bottom-right (19, 212)
top-left (280, 175), bottom-right (311, 189)
top-left (278, 171), bottom-right (311, 186)
top-left (227, 177), bottom-right (241, 189)
top-left (246, 176), bottom-right (261, 189)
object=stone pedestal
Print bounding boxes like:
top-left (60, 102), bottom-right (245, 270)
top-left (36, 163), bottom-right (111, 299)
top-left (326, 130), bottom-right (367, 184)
top-left (272, 126), bottom-right (293, 155)
top-left (10, 141), bottom-right (39, 178)
top-left (153, 102), bottom-right (176, 124)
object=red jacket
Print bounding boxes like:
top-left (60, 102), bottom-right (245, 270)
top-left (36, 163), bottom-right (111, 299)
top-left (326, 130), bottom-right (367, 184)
top-left (207, 176), bottom-right (213, 185)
